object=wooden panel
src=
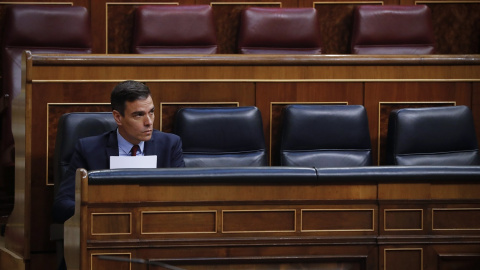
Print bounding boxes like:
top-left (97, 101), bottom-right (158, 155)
top-left (91, 253), bottom-right (131, 270)
top-left (438, 253), bottom-right (480, 270)
top-left (384, 209), bottom-right (423, 231)
top-left (421, 1), bottom-right (480, 54)
top-left (222, 210), bottom-right (295, 232)
top-left (91, 212), bottom-right (131, 235)
top-left (141, 211), bottom-right (217, 234)
top-left (383, 248), bottom-right (423, 270)
top-left (302, 209), bottom-right (375, 232)
top-left (432, 208), bottom-right (480, 231)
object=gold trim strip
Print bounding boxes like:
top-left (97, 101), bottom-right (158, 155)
top-left (210, 2), bottom-right (282, 6)
top-left (31, 79), bottom-right (480, 83)
top-left (269, 101), bottom-right (348, 166)
top-left (141, 210), bottom-right (217, 235)
top-left (314, 1), bottom-right (384, 6)
top-left (91, 253), bottom-right (131, 270)
top-left (384, 209), bottom-right (424, 231)
top-left (222, 209), bottom-right (296, 233)
top-left (301, 208), bottom-right (375, 232)
top-left (91, 212), bottom-right (132, 236)
top-left (0, 2), bottom-right (73, 4)
top-left (416, 1), bottom-right (480, 4)
top-left (376, 101), bottom-right (456, 165)
top-left (432, 208), bottom-right (480, 231)
top-left (384, 248), bottom-right (423, 270)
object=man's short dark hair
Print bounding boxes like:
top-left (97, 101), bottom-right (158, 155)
top-left (111, 80), bottom-right (151, 116)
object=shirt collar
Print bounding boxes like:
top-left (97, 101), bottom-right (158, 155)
top-left (116, 129), bottom-right (145, 156)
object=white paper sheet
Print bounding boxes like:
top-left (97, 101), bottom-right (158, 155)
top-left (110, 155), bottom-right (157, 169)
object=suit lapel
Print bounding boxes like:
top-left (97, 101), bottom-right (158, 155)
top-left (106, 131), bottom-right (119, 168)
top-left (144, 135), bottom-right (159, 167)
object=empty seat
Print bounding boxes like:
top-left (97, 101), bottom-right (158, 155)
top-left (0, 4), bottom-right (92, 234)
top-left (52, 112), bottom-right (116, 270)
top-left (386, 106), bottom-right (480, 165)
top-left (173, 107), bottom-right (267, 167)
top-left (132, 5), bottom-right (217, 54)
top-left (237, 7), bottom-right (322, 54)
top-left (351, 5), bottom-right (435, 54)
top-left (280, 105), bottom-right (372, 167)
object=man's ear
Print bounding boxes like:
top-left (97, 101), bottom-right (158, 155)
top-left (112, 110), bottom-right (122, 126)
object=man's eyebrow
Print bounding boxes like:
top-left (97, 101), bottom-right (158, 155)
top-left (131, 111), bottom-right (145, 116)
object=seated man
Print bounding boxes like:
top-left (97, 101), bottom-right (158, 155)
top-left (52, 80), bottom-right (185, 223)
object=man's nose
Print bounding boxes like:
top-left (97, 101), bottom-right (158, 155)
top-left (144, 114), bottom-right (153, 125)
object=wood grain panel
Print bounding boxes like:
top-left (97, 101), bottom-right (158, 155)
top-left (91, 253), bottom-right (131, 270)
top-left (222, 210), bottom-right (295, 232)
top-left (91, 212), bottom-right (131, 235)
top-left (302, 209), bottom-right (374, 232)
top-left (384, 209), bottom-right (423, 231)
top-left (420, 2), bottom-right (480, 54)
top-left (384, 248), bottom-right (423, 270)
top-left (433, 208), bottom-right (480, 230)
top-left (141, 211), bottom-right (216, 234)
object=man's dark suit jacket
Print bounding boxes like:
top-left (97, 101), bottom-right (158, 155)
top-left (52, 129), bottom-right (185, 223)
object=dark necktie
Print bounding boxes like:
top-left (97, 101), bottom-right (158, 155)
top-left (131, 145), bottom-right (139, 156)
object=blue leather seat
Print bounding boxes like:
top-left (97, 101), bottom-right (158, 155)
top-left (174, 107), bottom-right (267, 167)
top-left (280, 105), bottom-right (372, 167)
top-left (386, 106), bottom-right (480, 165)
top-left (52, 112), bottom-right (116, 270)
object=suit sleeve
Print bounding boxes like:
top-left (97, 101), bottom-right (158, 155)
top-left (51, 140), bottom-right (88, 223)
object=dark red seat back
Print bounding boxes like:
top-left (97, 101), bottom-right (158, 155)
top-left (237, 7), bottom-right (322, 54)
top-left (351, 5), bottom-right (435, 54)
top-left (132, 5), bottom-right (217, 54)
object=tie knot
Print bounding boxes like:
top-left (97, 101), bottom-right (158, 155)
top-left (131, 145), bottom-right (139, 156)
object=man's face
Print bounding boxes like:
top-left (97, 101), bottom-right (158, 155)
top-left (113, 95), bottom-right (155, 145)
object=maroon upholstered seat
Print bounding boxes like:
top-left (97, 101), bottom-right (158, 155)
top-left (1, 5), bottom-right (92, 269)
top-left (237, 7), bottom-right (322, 54)
top-left (351, 5), bottom-right (435, 54)
top-left (132, 5), bottom-right (217, 54)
